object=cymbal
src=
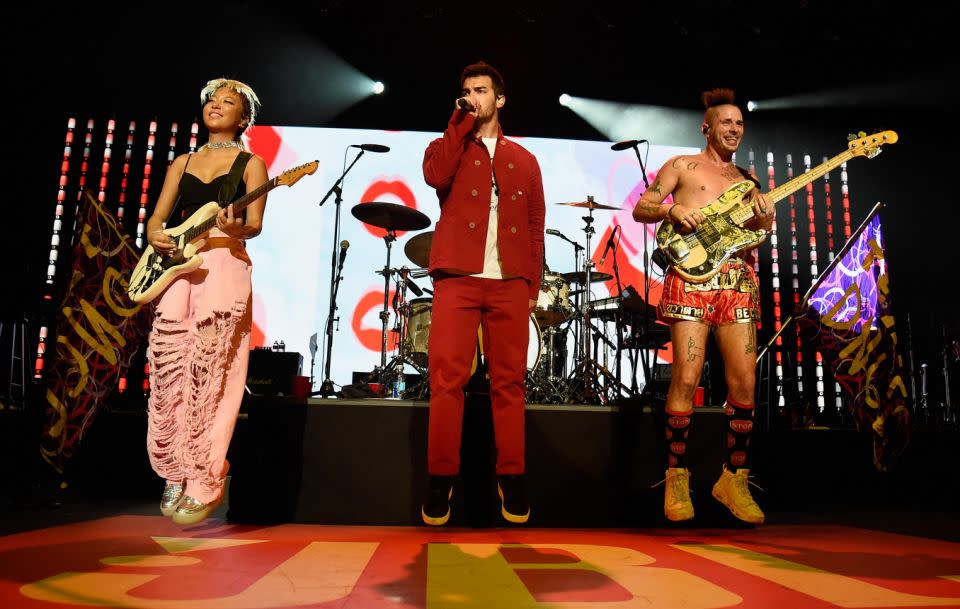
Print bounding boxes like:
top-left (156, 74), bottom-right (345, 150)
top-left (351, 201), bottom-right (431, 231)
top-left (404, 231), bottom-right (434, 267)
top-left (556, 200), bottom-right (620, 211)
top-left (561, 271), bottom-right (613, 284)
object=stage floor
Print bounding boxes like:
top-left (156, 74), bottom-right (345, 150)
top-left (2, 510), bottom-right (960, 609)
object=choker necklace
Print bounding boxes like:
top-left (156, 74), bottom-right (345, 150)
top-left (201, 140), bottom-right (243, 151)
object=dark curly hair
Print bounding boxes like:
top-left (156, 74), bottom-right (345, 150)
top-left (461, 61), bottom-right (505, 97)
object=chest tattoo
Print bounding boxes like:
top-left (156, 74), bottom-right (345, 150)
top-left (721, 165), bottom-right (742, 182)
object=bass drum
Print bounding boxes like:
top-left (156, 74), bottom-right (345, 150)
top-left (404, 300), bottom-right (541, 378)
top-left (466, 315), bottom-right (542, 393)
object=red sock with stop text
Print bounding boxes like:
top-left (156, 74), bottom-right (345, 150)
top-left (725, 396), bottom-right (754, 471)
top-left (666, 411), bottom-right (692, 469)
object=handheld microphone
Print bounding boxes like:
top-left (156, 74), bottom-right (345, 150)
top-left (610, 139), bottom-right (649, 151)
top-left (349, 144), bottom-right (390, 153)
top-left (599, 225), bottom-right (620, 266)
top-left (457, 97), bottom-right (475, 111)
top-left (338, 240), bottom-right (350, 268)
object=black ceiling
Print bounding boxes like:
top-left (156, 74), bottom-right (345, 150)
top-left (10, 1), bottom-right (951, 139)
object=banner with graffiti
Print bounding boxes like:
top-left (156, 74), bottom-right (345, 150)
top-left (41, 191), bottom-right (151, 473)
top-left (796, 203), bottom-right (909, 470)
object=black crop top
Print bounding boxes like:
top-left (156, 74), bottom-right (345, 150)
top-left (176, 151), bottom-right (252, 220)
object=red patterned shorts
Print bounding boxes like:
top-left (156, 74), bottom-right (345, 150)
top-left (658, 257), bottom-right (760, 326)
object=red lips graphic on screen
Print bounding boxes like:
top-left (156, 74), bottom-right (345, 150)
top-left (356, 179), bottom-right (420, 239)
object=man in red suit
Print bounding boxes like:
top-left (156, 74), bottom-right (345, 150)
top-left (420, 61), bottom-right (545, 525)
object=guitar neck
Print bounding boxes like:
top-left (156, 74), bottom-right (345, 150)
top-left (767, 149), bottom-right (855, 204)
top-left (186, 177), bottom-right (278, 240)
top-left (729, 149), bottom-right (855, 225)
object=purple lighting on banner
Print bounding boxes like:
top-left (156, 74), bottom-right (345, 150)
top-left (807, 214), bottom-right (883, 335)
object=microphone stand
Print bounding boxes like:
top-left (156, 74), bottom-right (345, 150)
top-left (315, 148), bottom-right (365, 397)
top-left (607, 227), bottom-right (629, 393)
top-left (625, 142), bottom-right (658, 397)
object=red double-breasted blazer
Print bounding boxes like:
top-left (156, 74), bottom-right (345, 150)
top-left (423, 109), bottom-right (545, 300)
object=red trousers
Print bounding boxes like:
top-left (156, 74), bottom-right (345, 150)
top-left (427, 275), bottom-right (529, 475)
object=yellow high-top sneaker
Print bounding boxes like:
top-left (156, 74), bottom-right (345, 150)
top-left (712, 465), bottom-right (765, 524)
top-left (664, 467), bottom-right (694, 521)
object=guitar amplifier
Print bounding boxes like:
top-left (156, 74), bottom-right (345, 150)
top-left (247, 348), bottom-right (303, 396)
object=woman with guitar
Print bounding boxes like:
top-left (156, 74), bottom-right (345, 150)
top-left (632, 88), bottom-right (774, 526)
top-left (144, 78), bottom-right (268, 525)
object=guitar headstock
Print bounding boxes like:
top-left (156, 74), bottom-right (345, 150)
top-left (847, 130), bottom-right (898, 159)
top-left (276, 160), bottom-right (320, 187)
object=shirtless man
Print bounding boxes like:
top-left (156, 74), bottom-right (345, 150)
top-left (632, 88), bottom-right (774, 524)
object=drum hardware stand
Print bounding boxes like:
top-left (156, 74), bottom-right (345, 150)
top-left (392, 267), bottom-right (430, 399)
top-left (920, 362), bottom-right (930, 425)
top-left (368, 263), bottom-right (429, 399)
top-left (315, 146), bottom-right (367, 397)
top-left (356, 229), bottom-right (400, 397)
top-left (942, 324), bottom-right (955, 426)
top-left (545, 229), bottom-right (584, 360)
top-left (564, 198), bottom-right (630, 405)
top-left (904, 313), bottom-right (922, 422)
top-left (527, 323), bottom-right (572, 405)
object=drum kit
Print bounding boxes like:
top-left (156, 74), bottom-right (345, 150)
top-left (348, 196), bottom-right (670, 404)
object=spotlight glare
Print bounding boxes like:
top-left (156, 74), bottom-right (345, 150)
top-left (747, 100), bottom-right (757, 112)
top-left (559, 93), bottom-right (571, 107)
top-left (373, 81), bottom-right (385, 95)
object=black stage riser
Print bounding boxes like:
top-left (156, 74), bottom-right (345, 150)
top-left (23, 399), bottom-right (959, 528)
top-left (227, 398), bottom-right (731, 527)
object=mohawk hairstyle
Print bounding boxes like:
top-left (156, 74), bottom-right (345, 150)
top-left (701, 88), bottom-right (737, 109)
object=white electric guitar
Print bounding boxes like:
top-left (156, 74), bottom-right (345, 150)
top-left (127, 160), bottom-right (318, 304)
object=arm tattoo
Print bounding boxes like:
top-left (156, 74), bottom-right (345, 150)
top-left (686, 161), bottom-right (699, 170)
top-left (649, 178), bottom-right (662, 196)
top-left (672, 157), bottom-right (683, 169)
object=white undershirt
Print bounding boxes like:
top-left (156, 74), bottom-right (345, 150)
top-left (470, 137), bottom-right (503, 279)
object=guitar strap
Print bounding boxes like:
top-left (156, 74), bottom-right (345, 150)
top-left (735, 165), bottom-right (762, 190)
top-left (218, 151), bottom-right (253, 205)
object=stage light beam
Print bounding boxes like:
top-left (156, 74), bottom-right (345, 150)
top-left (559, 94), bottom-right (702, 147)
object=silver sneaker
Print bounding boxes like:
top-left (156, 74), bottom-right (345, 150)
top-left (172, 495), bottom-right (221, 525)
top-left (160, 483), bottom-right (185, 517)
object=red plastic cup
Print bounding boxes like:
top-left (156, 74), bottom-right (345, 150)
top-left (291, 375), bottom-right (311, 399)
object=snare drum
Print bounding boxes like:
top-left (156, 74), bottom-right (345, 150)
top-left (534, 272), bottom-right (573, 327)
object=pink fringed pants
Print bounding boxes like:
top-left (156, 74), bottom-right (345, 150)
top-left (146, 234), bottom-right (252, 504)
